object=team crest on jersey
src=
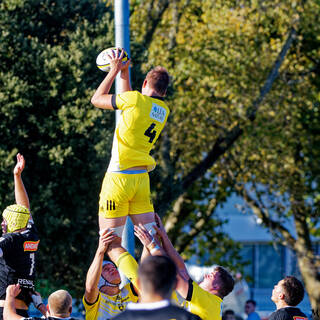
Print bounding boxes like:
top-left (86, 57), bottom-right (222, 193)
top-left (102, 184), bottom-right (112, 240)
top-left (23, 240), bottom-right (40, 252)
top-left (150, 103), bottom-right (167, 123)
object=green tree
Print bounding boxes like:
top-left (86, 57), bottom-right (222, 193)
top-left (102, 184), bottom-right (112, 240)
top-left (0, 0), bottom-right (117, 296)
top-left (130, 0), bottom-right (320, 310)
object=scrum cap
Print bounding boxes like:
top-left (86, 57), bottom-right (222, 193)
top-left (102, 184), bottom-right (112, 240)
top-left (2, 204), bottom-right (30, 233)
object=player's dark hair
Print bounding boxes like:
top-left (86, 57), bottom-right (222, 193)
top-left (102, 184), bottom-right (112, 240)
top-left (224, 310), bottom-right (235, 315)
top-left (282, 276), bottom-right (304, 306)
top-left (246, 299), bottom-right (257, 306)
top-left (216, 266), bottom-right (235, 298)
top-left (146, 66), bottom-right (170, 96)
top-left (138, 255), bottom-right (177, 297)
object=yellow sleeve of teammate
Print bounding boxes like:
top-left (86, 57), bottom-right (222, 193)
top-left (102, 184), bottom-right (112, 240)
top-left (114, 91), bottom-right (138, 110)
top-left (116, 251), bottom-right (139, 289)
top-left (188, 281), bottom-right (222, 320)
top-left (82, 292), bottom-right (101, 320)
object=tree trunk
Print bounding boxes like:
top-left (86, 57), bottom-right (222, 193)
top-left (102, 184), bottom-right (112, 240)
top-left (296, 252), bottom-right (320, 320)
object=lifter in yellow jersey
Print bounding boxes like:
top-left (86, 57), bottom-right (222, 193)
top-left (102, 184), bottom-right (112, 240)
top-left (91, 48), bottom-right (170, 237)
top-left (83, 229), bottom-right (138, 320)
top-left (134, 215), bottom-right (235, 320)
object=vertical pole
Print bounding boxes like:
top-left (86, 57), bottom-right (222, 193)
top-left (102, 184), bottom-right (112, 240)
top-left (114, 0), bottom-right (135, 258)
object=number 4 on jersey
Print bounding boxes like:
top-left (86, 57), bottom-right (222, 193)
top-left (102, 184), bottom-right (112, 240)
top-left (144, 123), bottom-right (157, 143)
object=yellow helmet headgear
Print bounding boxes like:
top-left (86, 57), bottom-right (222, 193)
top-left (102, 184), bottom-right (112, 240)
top-left (2, 204), bottom-right (30, 233)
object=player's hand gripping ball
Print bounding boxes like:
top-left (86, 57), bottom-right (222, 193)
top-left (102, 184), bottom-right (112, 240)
top-left (96, 47), bottom-right (129, 72)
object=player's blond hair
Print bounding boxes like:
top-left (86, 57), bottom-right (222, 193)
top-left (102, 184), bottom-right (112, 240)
top-left (48, 290), bottom-right (72, 317)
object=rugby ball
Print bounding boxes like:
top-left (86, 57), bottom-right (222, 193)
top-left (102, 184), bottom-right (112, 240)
top-left (96, 47), bottom-right (129, 72)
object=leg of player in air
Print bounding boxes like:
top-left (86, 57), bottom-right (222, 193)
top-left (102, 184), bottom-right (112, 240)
top-left (91, 47), bottom-right (171, 238)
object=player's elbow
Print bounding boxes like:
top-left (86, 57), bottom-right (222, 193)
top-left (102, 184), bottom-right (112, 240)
top-left (90, 95), bottom-right (99, 107)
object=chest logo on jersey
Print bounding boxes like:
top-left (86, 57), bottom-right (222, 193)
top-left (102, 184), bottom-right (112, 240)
top-left (150, 103), bottom-right (167, 123)
top-left (17, 278), bottom-right (34, 289)
top-left (23, 240), bottom-right (40, 252)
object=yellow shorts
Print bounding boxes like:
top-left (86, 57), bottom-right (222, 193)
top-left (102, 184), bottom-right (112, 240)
top-left (99, 172), bottom-right (154, 218)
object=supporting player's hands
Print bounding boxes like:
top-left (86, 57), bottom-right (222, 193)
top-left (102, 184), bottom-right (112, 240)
top-left (108, 48), bottom-right (130, 74)
top-left (13, 153), bottom-right (25, 177)
top-left (154, 213), bottom-right (166, 239)
top-left (98, 228), bottom-right (119, 254)
top-left (6, 284), bottom-right (21, 298)
top-left (134, 224), bottom-right (153, 247)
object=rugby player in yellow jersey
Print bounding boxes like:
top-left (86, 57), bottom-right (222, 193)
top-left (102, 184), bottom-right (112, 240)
top-left (134, 216), bottom-right (235, 320)
top-left (91, 48), bottom-right (170, 237)
top-left (83, 229), bottom-right (139, 320)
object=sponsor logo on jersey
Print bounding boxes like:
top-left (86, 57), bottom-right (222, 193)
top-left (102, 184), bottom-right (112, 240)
top-left (23, 240), bottom-right (40, 252)
top-left (17, 278), bottom-right (34, 289)
top-left (150, 103), bottom-right (167, 123)
top-left (293, 317), bottom-right (308, 320)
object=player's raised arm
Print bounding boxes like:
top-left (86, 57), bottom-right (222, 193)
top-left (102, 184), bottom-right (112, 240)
top-left (91, 48), bottom-right (131, 110)
top-left (13, 153), bottom-right (30, 211)
top-left (3, 284), bottom-right (23, 320)
top-left (84, 229), bottom-right (118, 303)
top-left (153, 213), bottom-right (192, 298)
top-left (154, 213), bottom-right (188, 272)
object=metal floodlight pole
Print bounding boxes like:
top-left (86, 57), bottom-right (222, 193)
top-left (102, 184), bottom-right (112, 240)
top-left (114, 0), bottom-right (135, 256)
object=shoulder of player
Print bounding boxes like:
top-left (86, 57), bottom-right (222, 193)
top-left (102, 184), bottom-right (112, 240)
top-left (192, 281), bottom-right (222, 302)
top-left (118, 90), bottom-right (139, 101)
top-left (284, 307), bottom-right (307, 318)
top-left (0, 233), bottom-right (14, 244)
top-left (169, 303), bottom-right (201, 314)
top-left (269, 308), bottom-right (301, 320)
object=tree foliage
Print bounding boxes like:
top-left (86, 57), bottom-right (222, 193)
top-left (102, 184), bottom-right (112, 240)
top-left (130, 0), bottom-right (320, 310)
top-left (0, 0), bottom-right (118, 296)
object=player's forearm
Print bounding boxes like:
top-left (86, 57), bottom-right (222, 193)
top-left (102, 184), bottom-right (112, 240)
top-left (91, 69), bottom-right (118, 109)
top-left (107, 242), bottom-right (126, 264)
top-left (86, 251), bottom-right (104, 292)
top-left (37, 303), bottom-right (47, 317)
top-left (175, 273), bottom-right (190, 299)
top-left (3, 296), bottom-right (22, 320)
top-left (140, 245), bottom-right (151, 262)
top-left (119, 68), bottom-right (132, 92)
top-left (161, 233), bottom-right (187, 272)
top-left (14, 174), bottom-right (30, 210)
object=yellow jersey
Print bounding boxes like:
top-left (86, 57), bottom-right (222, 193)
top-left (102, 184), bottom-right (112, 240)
top-left (109, 91), bottom-right (170, 172)
top-left (82, 282), bottom-right (138, 320)
top-left (182, 280), bottom-right (223, 320)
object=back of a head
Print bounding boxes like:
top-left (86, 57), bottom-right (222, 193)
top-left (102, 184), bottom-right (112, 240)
top-left (138, 255), bottom-right (177, 298)
top-left (282, 276), bottom-right (304, 306)
top-left (216, 266), bottom-right (235, 298)
top-left (48, 290), bottom-right (72, 317)
top-left (145, 66), bottom-right (170, 96)
top-left (246, 299), bottom-right (256, 307)
top-left (223, 309), bottom-right (236, 320)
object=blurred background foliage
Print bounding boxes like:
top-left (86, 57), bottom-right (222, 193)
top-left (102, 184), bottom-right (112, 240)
top-left (0, 0), bottom-right (319, 307)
